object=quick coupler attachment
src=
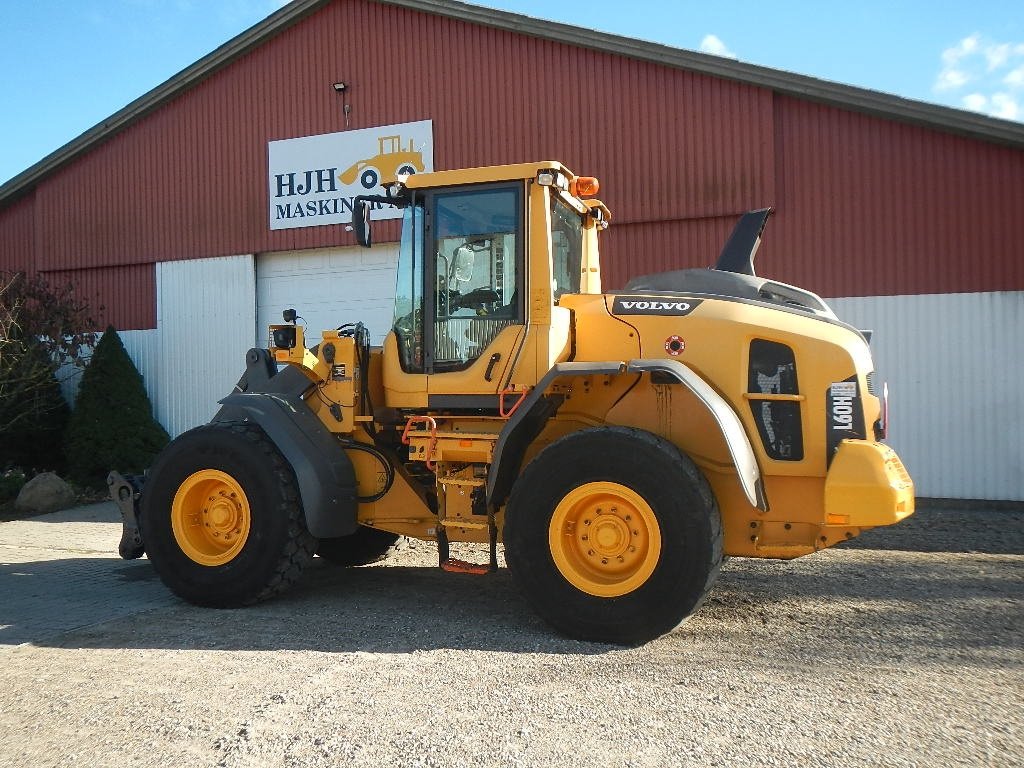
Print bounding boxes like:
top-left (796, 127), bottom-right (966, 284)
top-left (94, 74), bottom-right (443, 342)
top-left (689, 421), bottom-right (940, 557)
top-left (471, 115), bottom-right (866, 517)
top-left (108, 471), bottom-right (146, 560)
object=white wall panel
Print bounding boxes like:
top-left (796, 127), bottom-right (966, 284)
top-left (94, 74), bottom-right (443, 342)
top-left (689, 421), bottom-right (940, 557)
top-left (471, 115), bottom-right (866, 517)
top-left (155, 254), bottom-right (256, 437)
top-left (119, 329), bottom-right (162, 410)
top-left (829, 291), bottom-right (1023, 501)
top-left (257, 243), bottom-right (399, 348)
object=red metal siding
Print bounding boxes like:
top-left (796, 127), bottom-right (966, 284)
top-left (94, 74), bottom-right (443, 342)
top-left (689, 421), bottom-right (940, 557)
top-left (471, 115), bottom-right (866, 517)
top-left (600, 216), bottom-right (741, 289)
top-left (767, 95), bottom-right (1024, 297)
top-left (0, 193), bottom-right (35, 272)
top-left (2, 0), bottom-right (1022, 329)
top-left (40, 264), bottom-right (155, 330)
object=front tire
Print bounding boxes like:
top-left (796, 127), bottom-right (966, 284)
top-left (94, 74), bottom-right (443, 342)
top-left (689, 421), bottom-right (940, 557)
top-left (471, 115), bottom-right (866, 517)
top-left (141, 423), bottom-right (316, 607)
top-left (503, 427), bottom-right (722, 645)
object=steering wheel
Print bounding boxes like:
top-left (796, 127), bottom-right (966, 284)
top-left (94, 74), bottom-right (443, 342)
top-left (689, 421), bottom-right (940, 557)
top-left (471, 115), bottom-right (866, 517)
top-left (451, 287), bottom-right (501, 315)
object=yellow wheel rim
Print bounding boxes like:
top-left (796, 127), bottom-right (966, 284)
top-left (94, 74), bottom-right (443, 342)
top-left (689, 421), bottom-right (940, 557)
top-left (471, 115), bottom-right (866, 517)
top-left (548, 481), bottom-right (662, 597)
top-left (171, 469), bottom-right (251, 566)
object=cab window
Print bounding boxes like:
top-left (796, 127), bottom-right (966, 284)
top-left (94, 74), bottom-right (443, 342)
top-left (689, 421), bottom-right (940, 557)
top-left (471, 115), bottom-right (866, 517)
top-left (429, 186), bottom-right (522, 372)
top-left (550, 195), bottom-right (583, 300)
top-left (393, 204), bottom-right (425, 372)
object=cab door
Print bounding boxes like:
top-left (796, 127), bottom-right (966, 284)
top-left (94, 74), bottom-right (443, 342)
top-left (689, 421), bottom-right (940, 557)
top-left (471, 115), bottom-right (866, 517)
top-left (423, 183), bottom-right (526, 407)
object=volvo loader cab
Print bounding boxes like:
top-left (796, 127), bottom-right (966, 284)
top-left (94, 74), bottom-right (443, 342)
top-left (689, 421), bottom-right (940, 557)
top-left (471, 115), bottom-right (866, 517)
top-left (111, 160), bottom-right (914, 645)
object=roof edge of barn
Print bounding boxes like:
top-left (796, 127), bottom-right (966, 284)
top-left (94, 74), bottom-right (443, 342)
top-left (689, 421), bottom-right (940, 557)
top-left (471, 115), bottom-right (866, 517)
top-left (2, 0), bottom-right (1023, 209)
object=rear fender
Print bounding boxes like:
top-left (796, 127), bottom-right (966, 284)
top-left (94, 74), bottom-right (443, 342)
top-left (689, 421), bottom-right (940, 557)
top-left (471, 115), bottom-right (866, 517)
top-left (487, 359), bottom-right (767, 513)
top-left (626, 359), bottom-right (767, 511)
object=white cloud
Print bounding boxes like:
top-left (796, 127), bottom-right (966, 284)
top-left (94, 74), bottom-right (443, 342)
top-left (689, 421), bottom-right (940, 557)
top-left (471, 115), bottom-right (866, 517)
top-left (963, 93), bottom-right (988, 111)
top-left (699, 34), bottom-right (737, 59)
top-left (934, 34), bottom-right (1024, 122)
top-left (985, 43), bottom-right (1011, 71)
top-left (935, 34), bottom-right (981, 91)
top-left (935, 68), bottom-right (970, 91)
top-left (941, 34), bottom-right (980, 65)
top-left (990, 93), bottom-right (1020, 120)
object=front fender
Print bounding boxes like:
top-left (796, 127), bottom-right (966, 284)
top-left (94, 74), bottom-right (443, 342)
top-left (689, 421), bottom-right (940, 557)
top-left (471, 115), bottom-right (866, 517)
top-left (215, 392), bottom-right (358, 538)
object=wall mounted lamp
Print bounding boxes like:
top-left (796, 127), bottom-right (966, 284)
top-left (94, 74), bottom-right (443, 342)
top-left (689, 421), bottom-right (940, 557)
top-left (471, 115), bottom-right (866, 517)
top-left (332, 81), bottom-right (351, 127)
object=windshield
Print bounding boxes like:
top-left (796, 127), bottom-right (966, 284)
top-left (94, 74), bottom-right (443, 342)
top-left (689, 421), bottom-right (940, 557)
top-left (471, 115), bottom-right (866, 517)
top-left (551, 195), bottom-right (583, 300)
top-left (393, 204), bottom-right (425, 372)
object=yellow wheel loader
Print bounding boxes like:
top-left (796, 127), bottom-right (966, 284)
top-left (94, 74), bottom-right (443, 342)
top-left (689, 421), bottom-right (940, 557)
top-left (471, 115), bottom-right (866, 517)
top-left (110, 161), bottom-right (914, 645)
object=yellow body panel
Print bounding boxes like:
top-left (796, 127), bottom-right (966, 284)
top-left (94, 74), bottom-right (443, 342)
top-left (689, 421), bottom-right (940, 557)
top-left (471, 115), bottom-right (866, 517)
top-left (426, 325), bottom-right (526, 396)
top-left (405, 161), bottom-right (569, 191)
top-left (825, 440), bottom-right (915, 527)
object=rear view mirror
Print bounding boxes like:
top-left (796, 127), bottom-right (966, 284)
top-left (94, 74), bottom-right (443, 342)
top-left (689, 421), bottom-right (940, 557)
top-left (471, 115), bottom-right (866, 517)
top-left (452, 246), bottom-right (475, 283)
top-left (352, 198), bottom-right (372, 247)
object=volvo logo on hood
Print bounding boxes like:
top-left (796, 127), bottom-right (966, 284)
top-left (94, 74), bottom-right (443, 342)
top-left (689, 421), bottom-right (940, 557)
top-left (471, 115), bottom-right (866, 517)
top-left (611, 296), bottom-right (702, 316)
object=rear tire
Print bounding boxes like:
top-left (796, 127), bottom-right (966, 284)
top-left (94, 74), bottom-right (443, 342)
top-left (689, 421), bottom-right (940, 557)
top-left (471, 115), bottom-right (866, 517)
top-left (141, 423), bottom-right (316, 607)
top-left (503, 427), bottom-right (722, 645)
top-left (316, 527), bottom-right (402, 566)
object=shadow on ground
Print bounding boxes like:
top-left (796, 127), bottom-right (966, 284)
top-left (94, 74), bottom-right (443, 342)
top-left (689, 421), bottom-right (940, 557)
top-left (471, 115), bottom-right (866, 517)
top-left (1, 545), bottom-right (1020, 668)
top-left (1, 503), bottom-right (1020, 662)
top-left (843, 506), bottom-right (1024, 555)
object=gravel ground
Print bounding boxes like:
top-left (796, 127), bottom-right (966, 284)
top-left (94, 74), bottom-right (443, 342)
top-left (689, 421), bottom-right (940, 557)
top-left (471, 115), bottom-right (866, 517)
top-left (1, 503), bottom-right (1021, 767)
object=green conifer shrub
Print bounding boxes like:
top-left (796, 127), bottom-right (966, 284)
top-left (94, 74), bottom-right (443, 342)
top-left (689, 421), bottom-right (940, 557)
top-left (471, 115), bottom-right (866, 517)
top-left (64, 326), bottom-right (170, 486)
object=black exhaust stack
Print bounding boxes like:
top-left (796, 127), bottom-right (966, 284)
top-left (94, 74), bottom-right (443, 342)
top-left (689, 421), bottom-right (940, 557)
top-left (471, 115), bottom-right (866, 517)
top-left (714, 207), bottom-right (773, 276)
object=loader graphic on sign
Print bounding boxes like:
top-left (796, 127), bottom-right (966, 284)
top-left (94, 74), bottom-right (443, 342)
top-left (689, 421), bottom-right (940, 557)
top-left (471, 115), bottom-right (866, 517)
top-left (339, 135), bottom-right (425, 190)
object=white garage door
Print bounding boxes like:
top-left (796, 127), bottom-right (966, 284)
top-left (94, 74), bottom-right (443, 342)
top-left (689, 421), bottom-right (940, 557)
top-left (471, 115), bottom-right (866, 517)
top-left (256, 243), bottom-right (400, 348)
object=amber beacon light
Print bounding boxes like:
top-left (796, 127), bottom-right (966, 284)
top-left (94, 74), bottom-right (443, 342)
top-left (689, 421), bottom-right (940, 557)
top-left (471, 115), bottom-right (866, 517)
top-left (571, 176), bottom-right (600, 197)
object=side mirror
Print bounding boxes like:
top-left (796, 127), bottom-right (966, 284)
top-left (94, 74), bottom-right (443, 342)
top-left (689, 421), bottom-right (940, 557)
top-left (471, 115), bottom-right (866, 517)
top-left (451, 245), bottom-right (475, 283)
top-left (352, 198), bottom-right (372, 247)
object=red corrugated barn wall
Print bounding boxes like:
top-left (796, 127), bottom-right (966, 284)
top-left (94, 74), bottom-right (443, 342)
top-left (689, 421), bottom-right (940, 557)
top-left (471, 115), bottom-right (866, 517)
top-left (2, 0), bottom-right (1022, 331)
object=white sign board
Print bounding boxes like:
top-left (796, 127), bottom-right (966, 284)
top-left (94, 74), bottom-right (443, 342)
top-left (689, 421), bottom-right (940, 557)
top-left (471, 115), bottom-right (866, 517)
top-left (268, 120), bottom-right (433, 230)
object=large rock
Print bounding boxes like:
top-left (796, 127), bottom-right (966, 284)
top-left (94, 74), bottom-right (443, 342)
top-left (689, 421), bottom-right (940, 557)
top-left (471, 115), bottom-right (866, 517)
top-left (14, 472), bottom-right (77, 514)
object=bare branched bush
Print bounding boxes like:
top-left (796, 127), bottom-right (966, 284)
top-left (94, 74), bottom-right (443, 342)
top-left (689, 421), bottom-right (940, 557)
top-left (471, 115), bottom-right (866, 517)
top-left (0, 272), bottom-right (99, 469)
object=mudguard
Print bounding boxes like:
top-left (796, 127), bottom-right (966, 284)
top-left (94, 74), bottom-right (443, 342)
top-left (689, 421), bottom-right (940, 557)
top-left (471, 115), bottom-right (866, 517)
top-left (215, 390), bottom-right (358, 539)
top-left (626, 359), bottom-right (767, 511)
top-left (487, 359), bottom-right (768, 513)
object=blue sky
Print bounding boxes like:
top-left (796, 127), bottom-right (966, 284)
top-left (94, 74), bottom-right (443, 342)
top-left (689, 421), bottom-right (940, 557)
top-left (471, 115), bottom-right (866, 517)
top-left (2, 0), bottom-right (1022, 185)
